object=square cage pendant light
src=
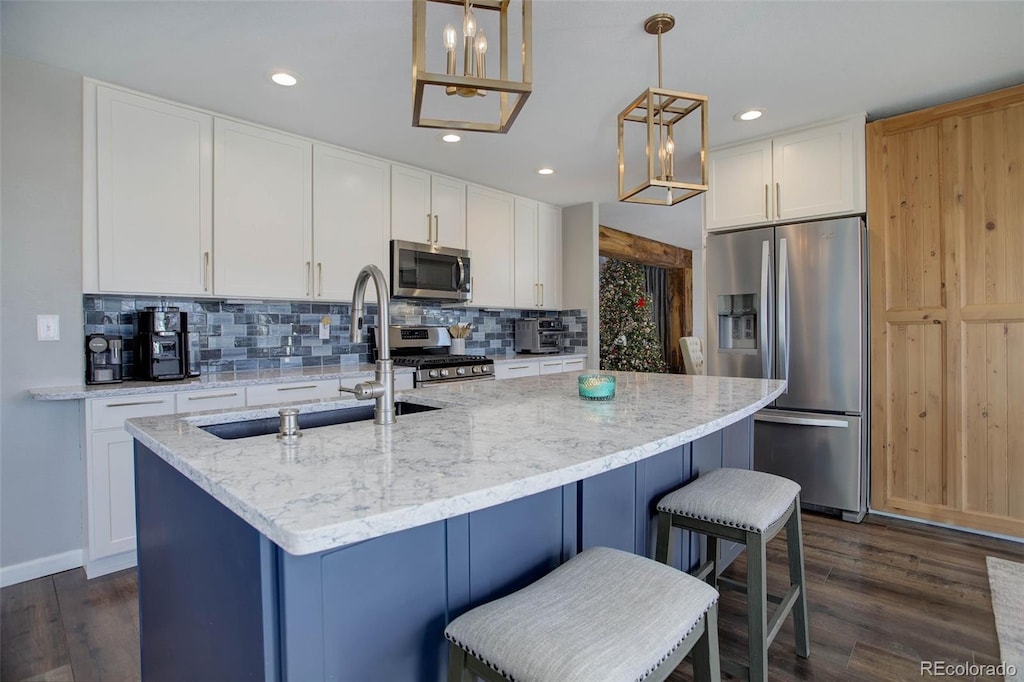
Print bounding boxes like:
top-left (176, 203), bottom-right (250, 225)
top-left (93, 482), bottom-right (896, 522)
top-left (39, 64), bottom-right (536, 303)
top-left (413, 0), bottom-right (532, 134)
top-left (617, 14), bottom-right (708, 206)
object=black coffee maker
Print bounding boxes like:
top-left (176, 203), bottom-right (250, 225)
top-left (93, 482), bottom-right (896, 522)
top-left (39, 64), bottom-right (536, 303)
top-left (85, 334), bottom-right (124, 384)
top-left (135, 307), bottom-right (191, 381)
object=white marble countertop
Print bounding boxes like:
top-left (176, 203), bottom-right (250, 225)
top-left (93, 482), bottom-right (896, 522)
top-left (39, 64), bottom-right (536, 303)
top-left (125, 372), bottom-right (786, 556)
top-left (29, 364), bottom-right (414, 400)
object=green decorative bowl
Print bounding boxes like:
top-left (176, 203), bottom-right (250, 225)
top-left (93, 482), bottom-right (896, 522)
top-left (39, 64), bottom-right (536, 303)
top-left (578, 374), bottom-right (616, 401)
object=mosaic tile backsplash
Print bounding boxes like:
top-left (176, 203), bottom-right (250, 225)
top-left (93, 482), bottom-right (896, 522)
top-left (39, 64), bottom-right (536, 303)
top-left (84, 295), bottom-right (587, 380)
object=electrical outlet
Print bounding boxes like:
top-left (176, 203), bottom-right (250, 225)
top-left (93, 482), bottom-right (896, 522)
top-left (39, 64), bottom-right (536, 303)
top-left (319, 315), bottom-right (331, 341)
top-left (37, 314), bottom-right (60, 341)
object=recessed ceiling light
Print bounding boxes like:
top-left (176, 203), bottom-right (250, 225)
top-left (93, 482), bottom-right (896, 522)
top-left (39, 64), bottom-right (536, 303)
top-left (734, 109), bottom-right (764, 122)
top-left (441, 133), bottom-right (462, 143)
top-left (537, 167), bottom-right (555, 175)
top-left (270, 71), bottom-right (299, 87)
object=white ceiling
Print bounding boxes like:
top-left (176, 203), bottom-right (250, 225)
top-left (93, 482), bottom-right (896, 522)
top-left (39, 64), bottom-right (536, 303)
top-left (3, 0), bottom-right (1022, 249)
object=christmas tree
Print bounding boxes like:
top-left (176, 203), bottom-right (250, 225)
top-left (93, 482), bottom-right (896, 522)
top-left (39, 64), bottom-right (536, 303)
top-left (599, 258), bottom-right (667, 373)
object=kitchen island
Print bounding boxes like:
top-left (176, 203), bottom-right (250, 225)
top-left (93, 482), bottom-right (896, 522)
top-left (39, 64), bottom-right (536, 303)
top-left (126, 371), bottom-right (785, 682)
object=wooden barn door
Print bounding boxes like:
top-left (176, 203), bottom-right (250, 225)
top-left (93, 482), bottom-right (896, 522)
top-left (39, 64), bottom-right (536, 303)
top-left (868, 84), bottom-right (1024, 537)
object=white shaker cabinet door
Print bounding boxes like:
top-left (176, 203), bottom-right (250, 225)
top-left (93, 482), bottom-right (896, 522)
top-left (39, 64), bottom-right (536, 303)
top-left (213, 119), bottom-right (312, 299)
top-left (466, 186), bottom-right (515, 308)
top-left (88, 429), bottom-right (139, 561)
top-left (430, 175), bottom-right (467, 250)
top-left (391, 165), bottom-right (433, 245)
top-left (95, 86), bottom-right (213, 295)
top-left (514, 198), bottom-right (539, 308)
top-left (537, 203), bottom-right (562, 310)
top-left (705, 139), bottom-right (774, 231)
top-left (772, 119), bottom-right (863, 222)
top-left (313, 145), bottom-right (390, 301)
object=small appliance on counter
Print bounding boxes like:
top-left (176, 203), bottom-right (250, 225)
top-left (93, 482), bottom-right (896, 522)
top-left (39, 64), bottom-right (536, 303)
top-left (134, 306), bottom-right (195, 381)
top-left (85, 334), bottom-right (123, 384)
top-left (514, 318), bottom-right (564, 354)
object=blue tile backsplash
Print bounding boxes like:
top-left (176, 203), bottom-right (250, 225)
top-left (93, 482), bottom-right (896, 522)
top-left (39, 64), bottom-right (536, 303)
top-left (84, 295), bottom-right (587, 380)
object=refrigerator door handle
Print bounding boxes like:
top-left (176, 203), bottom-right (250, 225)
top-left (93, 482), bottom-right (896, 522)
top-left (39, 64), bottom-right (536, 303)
top-left (760, 240), bottom-right (772, 379)
top-left (778, 237), bottom-right (790, 392)
top-left (755, 413), bottom-right (849, 428)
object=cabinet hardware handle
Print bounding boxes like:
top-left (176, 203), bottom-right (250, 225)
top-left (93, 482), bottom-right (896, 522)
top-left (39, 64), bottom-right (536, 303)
top-left (427, 213), bottom-right (433, 243)
top-left (105, 399), bottom-right (167, 408)
top-left (277, 384), bottom-right (317, 391)
top-left (543, 362), bottom-right (560, 367)
top-left (470, 276), bottom-right (474, 302)
top-left (433, 214), bottom-right (439, 244)
top-left (203, 251), bottom-right (211, 291)
top-left (535, 283), bottom-right (540, 307)
top-left (540, 283), bottom-right (544, 307)
top-left (764, 184), bottom-right (769, 220)
top-left (305, 261), bottom-right (311, 296)
top-left (188, 392), bottom-right (239, 401)
top-left (775, 182), bottom-right (781, 219)
top-left (509, 365), bottom-right (530, 370)
top-left (317, 262), bottom-right (323, 297)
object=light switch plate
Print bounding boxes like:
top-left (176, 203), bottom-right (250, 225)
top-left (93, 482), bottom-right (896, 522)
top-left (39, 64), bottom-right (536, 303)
top-left (37, 314), bottom-right (60, 341)
top-left (319, 316), bottom-right (331, 341)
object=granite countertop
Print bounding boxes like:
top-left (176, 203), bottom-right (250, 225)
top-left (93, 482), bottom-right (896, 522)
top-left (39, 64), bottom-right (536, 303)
top-left (125, 372), bottom-right (785, 556)
top-left (29, 364), bottom-right (415, 400)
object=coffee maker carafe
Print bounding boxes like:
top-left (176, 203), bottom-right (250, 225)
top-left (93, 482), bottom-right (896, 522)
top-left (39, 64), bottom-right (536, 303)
top-left (85, 334), bottom-right (123, 384)
top-left (135, 307), bottom-right (191, 381)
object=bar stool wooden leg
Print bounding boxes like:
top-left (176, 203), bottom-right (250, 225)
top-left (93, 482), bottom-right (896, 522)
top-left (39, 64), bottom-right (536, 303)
top-left (746, 530), bottom-right (769, 682)
top-left (705, 535), bottom-right (719, 591)
top-left (655, 511), bottom-right (672, 565)
top-left (691, 603), bottom-right (722, 682)
top-left (447, 641), bottom-right (470, 682)
top-left (786, 495), bottom-right (811, 658)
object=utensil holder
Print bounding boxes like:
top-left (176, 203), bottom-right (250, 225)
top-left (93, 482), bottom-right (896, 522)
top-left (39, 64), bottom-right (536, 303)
top-left (451, 338), bottom-right (466, 355)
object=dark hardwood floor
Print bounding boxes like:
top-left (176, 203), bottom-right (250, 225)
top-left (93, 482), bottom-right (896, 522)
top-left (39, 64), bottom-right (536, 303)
top-left (2, 513), bottom-right (1021, 682)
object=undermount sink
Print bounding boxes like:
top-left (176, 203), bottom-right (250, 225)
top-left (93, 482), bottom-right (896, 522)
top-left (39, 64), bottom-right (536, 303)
top-left (199, 401), bottom-right (441, 440)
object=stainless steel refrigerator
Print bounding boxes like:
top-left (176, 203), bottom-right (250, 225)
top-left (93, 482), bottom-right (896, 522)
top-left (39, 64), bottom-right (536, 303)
top-left (705, 216), bottom-right (867, 521)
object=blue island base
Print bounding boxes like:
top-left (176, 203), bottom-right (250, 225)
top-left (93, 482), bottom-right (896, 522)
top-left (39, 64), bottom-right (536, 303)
top-left (134, 417), bottom-right (752, 681)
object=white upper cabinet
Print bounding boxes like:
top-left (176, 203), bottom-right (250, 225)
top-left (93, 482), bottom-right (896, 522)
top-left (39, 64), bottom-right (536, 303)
top-left (537, 203), bottom-right (562, 310)
top-left (705, 139), bottom-right (773, 231)
top-left (514, 199), bottom-right (562, 310)
top-left (213, 119), bottom-right (312, 299)
top-left (705, 116), bottom-right (865, 232)
top-left (313, 145), bottom-right (390, 301)
top-left (467, 185), bottom-right (515, 308)
top-left (391, 166), bottom-right (466, 249)
top-left (92, 86), bottom-right (213, 295)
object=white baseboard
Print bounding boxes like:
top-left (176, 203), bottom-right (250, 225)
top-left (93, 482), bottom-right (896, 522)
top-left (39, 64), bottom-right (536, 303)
top-left (1, 549), bottom-right (83, 588)
top-left (870, 509), bottom-right (1024, 544)
top-left (84, 551), bottom-right (136, 579)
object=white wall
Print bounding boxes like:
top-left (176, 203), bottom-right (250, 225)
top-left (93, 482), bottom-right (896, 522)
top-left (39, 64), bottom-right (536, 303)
top-left (560, 203), bottom-right (599, 370)
top-left (1, 56), bottom-right (87, 583)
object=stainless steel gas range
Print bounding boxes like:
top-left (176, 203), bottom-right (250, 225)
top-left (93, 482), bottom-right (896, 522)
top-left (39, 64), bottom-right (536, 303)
top-left (375, 325), bottom-right (494, 387)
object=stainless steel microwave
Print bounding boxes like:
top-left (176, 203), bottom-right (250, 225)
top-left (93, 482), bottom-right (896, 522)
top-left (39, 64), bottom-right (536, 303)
top-left (390, 240), bottom-right (472, 301)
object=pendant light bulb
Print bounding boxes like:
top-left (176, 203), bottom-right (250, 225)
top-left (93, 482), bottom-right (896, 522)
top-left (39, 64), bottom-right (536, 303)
top-left (463, 5), bottom-right (477, 38)
top-left (474, 30), bottom-right (487, 56)
top-left (474, 30), bottom-right (488, 79)
top-left (664, 135), bottom-right (675, 156)
top-left (443, 24), bottom-right (457, 51)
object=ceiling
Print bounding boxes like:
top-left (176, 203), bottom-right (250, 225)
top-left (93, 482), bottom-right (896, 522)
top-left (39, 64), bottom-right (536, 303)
top-left (3, 1), bottom-right (1022, 249)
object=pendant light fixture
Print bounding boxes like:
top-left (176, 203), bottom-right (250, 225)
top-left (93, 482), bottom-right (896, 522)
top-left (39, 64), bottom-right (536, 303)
top-left (617, 13), bottom-right (708, 206)
top-left (413, 0), bottom-right (532, 134)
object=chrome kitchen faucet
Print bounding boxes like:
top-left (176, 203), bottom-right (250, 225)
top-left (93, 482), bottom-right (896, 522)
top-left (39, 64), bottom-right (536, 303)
top-left (338, 264), bottom-right (396, 425)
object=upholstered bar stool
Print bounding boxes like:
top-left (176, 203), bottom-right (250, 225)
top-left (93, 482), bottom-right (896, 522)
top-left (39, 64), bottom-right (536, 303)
top-left (655, 468), bottom-right (810, 682)
top-left (444, 546), bottom-right (721, 682)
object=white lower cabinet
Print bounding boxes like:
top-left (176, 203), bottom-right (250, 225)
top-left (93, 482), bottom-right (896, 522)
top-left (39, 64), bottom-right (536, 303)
top-left (84, 394), bottom-right (175, 578)
top-left (560, 357), bottom-right (586, 373)
top-left (495, 361), bottom-right (540, 380)
top-left (245, 379), bottom-right (341, 406)
top-left (495, 356), bottom-right (588, 380)
top-left (538, 358), bottom-right (564, 375)
top-left (175, 387), bottom-right (246, 412)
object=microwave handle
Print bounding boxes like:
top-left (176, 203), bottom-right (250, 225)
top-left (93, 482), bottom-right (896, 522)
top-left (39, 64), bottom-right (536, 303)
top-left (456, 256), bottom-right (467, 291)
